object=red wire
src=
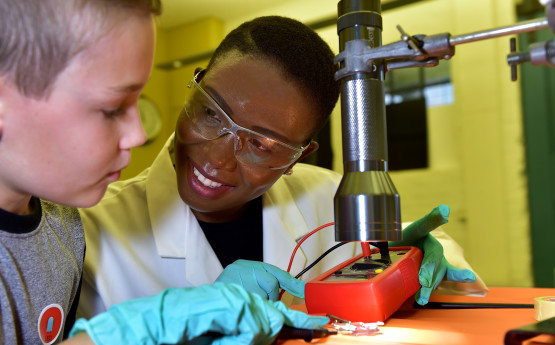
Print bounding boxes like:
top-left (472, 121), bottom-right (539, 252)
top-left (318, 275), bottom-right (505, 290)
top-left (286, 222), bottom-right (334, 273)
top-left (279, 222), bottom-right (334, 300)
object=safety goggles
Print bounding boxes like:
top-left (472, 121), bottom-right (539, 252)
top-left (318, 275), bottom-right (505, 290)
top-left (182, 72), bottom-right (308, 169)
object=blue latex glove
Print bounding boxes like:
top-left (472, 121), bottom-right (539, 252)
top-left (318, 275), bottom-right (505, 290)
top-left (389, 205), bottom-right (477, 305)
top-left (216, 260), bottom-right (305, 300)
top-left (69, 283), bottom-right (328, 345)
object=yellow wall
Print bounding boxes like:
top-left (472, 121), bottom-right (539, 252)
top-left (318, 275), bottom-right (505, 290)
top-left (121, 18), bottom-right (224, 179)
top-left (379, 0), bottom-right (531, 287)
top-left (120, 25), bottom-right (170, 179)
top-left (128, 0), bottom-right (533, 287)
top-left (226, 0), bottom-right (532, 287)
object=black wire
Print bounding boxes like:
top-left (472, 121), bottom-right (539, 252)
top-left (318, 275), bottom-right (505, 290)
top-left (294, 242), bottom-right (349, 279)
top-left (413, 301), bottom-right (534, 309)
top-left (370, 241), bottom-right (390, 259)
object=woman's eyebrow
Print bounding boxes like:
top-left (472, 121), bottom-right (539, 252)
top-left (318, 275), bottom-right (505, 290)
top-left (250, 124), bottom-right (296, 145)
top-left (204, 85), bottom-right (234, 115)
top-left (203, 84), bottom-right (300, 146)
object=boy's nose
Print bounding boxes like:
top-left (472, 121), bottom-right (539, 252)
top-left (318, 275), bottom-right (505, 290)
top-left (123, 110), bottom-right (148, 149)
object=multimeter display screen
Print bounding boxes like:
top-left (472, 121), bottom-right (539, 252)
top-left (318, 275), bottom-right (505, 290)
top-left (323, 250), bottom-right (408, 281)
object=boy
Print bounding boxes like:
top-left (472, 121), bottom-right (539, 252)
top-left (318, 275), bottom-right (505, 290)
top-left (0, 1), bottom-right (326, 344)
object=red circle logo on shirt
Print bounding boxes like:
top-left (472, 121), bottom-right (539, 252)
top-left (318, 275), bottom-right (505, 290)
top-left (37, 304), bottom-right (64, 344)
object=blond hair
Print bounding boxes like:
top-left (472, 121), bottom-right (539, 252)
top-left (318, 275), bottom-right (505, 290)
top-left (0, 0), bottom-right (161, 99)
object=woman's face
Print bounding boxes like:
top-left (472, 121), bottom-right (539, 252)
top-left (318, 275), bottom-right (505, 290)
top-left (174, 56), bottom-right (319, 222)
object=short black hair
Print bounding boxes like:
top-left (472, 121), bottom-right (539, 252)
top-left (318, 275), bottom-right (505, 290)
top-left (207, 16), bottom-right (340, 133)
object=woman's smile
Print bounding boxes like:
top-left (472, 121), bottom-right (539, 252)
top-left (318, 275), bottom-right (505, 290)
top-left (188, 160), bottom-right (233, 199)
top-left (193, 166), bottom-right (223, 188)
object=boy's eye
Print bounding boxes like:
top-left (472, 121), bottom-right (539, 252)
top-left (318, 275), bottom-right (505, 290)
top-left (102, 108), bottom-right (125, 117)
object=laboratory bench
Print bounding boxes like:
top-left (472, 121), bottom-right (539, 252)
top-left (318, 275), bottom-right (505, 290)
top-left (283, 287), bottom-right (555, 344)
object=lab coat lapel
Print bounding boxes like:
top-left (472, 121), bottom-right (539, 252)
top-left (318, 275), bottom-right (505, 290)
top-left (146, 137), bottom-right (186, 259)
top-left (182, 208), bottom-right (223, 285)
top-left (263, 179), bottom-right (309, 276)
top-left (146, 136), bottom-right (222, 286)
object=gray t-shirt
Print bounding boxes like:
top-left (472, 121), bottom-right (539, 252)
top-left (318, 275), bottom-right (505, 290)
top-left (0, 198), bottom-right (85, 344)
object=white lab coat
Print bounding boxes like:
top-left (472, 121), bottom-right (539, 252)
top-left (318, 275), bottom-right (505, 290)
top-left (77, 136), bottom-right (486, 319)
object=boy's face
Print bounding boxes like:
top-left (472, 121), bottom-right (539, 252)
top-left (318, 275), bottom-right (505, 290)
top-left (174, 56), bottom-right (319, 223)
top-left (0, 15), bottom-right (155, 212)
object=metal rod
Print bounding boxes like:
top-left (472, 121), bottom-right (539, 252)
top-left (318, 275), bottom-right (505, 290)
top-left (449, 18), bottom-right (549, 46)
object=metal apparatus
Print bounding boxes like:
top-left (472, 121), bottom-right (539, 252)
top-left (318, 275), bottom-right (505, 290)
top-left (334, 0), bottom-right (555, 243)
top-left (334, 0), bottom-right (402, 243)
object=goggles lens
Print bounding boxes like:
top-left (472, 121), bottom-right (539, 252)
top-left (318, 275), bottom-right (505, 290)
top-left (183, 78), bottom-right (306, 169)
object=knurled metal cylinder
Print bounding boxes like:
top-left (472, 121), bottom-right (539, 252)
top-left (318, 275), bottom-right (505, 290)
top-left (341, 77), bottom-right (387, 166)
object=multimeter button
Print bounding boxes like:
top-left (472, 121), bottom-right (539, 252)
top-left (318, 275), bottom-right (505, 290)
top-left (352, 263), bottom-right (383, 270)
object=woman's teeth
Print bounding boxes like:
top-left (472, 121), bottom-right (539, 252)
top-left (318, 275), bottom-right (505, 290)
top-left (193, 167), bottom-right (222, 188)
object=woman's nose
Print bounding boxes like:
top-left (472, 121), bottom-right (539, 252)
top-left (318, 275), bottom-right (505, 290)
top-left (203, 133), bottom-right (238, 170)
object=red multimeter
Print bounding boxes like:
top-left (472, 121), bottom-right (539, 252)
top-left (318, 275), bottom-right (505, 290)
top-left (305, 246), bottom-right (422, 322)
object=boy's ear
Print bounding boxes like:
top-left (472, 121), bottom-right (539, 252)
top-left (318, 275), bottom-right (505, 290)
top-left (0, 76), bottom-right (5, 140)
